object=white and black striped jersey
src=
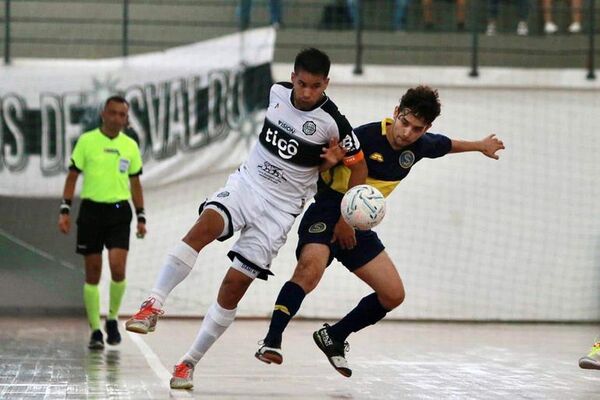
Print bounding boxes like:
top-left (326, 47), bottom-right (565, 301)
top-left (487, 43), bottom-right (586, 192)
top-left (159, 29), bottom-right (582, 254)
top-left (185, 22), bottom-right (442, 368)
top-left (240, 82), bottom-right (362, 215)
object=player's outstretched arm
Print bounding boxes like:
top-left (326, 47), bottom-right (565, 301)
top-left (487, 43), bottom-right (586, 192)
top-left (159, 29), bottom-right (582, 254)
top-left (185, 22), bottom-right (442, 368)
top-left (450, 134), bottom-right (505, 160)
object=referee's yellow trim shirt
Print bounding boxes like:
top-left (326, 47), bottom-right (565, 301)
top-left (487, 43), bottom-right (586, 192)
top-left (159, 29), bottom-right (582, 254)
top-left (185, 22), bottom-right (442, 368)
top-left (70, 128), bottom-right (143, 203)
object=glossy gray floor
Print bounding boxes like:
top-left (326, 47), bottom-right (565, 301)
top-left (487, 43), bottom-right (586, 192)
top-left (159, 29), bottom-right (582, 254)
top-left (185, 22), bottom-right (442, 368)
top-left (1, 317), bottom-right (600, 399)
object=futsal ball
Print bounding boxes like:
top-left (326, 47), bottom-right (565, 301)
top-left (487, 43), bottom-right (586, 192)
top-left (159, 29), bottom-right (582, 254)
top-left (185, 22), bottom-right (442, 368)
top-left (340, 184), bottom-right (386, 230)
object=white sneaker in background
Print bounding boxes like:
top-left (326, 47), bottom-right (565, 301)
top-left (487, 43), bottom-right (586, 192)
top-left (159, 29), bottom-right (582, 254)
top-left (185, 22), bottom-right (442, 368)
top-left (516, 21), bottom-right (528, 36)
top-left (568, 21), bottom-right (581, 33)
top-left (486, 22), bottom-right (496, 36)
top-left (544, 21), bottom-right (558, 34)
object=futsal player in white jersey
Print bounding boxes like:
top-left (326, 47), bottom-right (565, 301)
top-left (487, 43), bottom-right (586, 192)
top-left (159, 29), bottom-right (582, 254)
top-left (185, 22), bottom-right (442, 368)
top-left (125, 48), bottom-right (368, 389)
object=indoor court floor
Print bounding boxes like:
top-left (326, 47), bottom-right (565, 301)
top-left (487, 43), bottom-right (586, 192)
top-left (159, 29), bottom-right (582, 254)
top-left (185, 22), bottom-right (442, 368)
top-left (1, 317), bottom-right (599, 399)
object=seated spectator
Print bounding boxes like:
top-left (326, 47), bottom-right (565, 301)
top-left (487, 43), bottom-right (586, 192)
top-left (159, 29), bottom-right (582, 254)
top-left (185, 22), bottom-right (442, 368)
top-left (485, 0), bottom-right (530, 36)
top-left (421, 0), bottom-right (466, 31)
top-left (541, 0), bottom-right (582, 34)
top-left (238, 0), bottom-right (282, 30)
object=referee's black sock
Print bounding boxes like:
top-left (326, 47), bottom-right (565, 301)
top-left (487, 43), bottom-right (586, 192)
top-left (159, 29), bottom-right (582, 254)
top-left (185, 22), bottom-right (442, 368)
top-left (264, 281), bottom-right (306, 347)
top-left (328, 292), bottom-right (389, 342)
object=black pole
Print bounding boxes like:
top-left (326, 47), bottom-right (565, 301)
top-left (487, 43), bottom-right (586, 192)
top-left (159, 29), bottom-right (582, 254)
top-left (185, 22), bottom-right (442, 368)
top-left (586, 0), bottom-right (596, 80)
top-left (468, 0), bottom-right (479, 77)
top-left (4, 0), bottom-right (11, 65)
top-left (122, 0), bottom-right (129, 57)
top-left (353, 0), bottom-right (363, 75)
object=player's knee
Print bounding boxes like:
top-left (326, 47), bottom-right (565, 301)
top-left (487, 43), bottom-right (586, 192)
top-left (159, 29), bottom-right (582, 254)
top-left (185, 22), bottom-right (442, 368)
top-left (218, 272), bottom-right (252, 308)
top-left (291, 259), bottom-right (324, 293)
top-left (111, 271), bottom-right (126, 282)
top-left (380, 286), bottom-right (405, 310)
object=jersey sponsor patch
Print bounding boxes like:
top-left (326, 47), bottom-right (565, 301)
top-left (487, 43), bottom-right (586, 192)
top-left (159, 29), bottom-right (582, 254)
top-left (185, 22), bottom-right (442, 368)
top-left (399, 151), bottom-right (415, 169)
top-left (308, 222), bottom-right (327, 233)
top-left (217, 191), bottom-right (230, 198)
top-left (257, 161), bottom-right (288, 184)
top-left (369, 152), bottom-right (384, 162)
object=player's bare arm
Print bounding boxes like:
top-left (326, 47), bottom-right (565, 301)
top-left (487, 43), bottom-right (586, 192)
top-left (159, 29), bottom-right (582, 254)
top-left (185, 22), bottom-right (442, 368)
top-left (331, 158), bottom-right (367, 249)
top-left (130, 175), bottom-right (147, 239)
top-left (58, 170), bottom-right (79, 234)
top-left (319, 137), bottom-right (347, 172)
top-left (450, 134), bottom-right (505, 160)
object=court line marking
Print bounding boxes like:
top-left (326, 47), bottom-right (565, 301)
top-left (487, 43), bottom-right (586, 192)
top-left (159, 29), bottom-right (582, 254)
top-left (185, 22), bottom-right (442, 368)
top-left (126, 331), bottom-right (193, 399)
top-left (0, 227), bottom-right (79, 272)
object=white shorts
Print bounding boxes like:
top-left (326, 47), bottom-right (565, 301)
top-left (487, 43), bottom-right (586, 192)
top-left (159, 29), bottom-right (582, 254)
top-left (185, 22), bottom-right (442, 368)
top-left (201, 170), bottom-right (296, 280)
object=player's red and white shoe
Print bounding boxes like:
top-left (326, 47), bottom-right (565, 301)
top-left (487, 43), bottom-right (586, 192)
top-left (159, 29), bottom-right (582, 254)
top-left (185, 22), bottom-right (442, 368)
top-left (125, 298), bottom-right (163, 334)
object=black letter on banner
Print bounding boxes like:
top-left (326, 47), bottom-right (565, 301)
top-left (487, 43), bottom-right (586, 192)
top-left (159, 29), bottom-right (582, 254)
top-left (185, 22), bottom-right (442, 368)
top-left (187, 75), bottom-right (208, 149)
top-left (208, 70), bottom-right (229, 141)
top-left (63, 93), bottom-right (84, 172)
top-left (145, 83), bottom-right (168, 159)
top-left (40, 94), bottom-right (64, 175)
top-left (126, 86), bottom-right (149, 160)
top-left (2, 94), bottom-right (28, 172)
top-left (167, 78), bottom-right (187, 155)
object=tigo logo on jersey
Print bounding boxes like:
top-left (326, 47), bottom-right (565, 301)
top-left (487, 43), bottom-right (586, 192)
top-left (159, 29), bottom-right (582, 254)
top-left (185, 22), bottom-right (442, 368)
top-left (265, 128), bottom-right (298, 159)
top-left (302, 121), bottom-right (317, 135)
top-left (399, 151), bottom-right (415, 169)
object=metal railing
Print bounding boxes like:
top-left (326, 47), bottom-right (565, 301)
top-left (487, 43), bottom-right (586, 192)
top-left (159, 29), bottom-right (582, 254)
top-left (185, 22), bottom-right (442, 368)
top-left (1, 0), bottom-right (598, 79)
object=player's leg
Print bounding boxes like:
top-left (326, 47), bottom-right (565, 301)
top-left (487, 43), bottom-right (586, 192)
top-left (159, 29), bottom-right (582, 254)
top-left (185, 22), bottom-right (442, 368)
top-left (579, 339), bottom-right (600, 369)
top-left (256, 243), bottom-right (330, 364)
top-left (328, 250), bottom-right (404, 342)
top-left (83, 253), bottom-right (104, 350)
top-left (104, 202), bottom-right (131, 345)
top-left (125, 208), bottom-right (224, 334)
top-left (105, 248), bottom-right (127, 345)
top-left (170, 184), bottom-right (295, 389)
top-left (77, 200), bottom-right (106, 350)
top-left (256, 196), bottom-right (339, 364)
top-left (170, 268), bottom-right (253, 390)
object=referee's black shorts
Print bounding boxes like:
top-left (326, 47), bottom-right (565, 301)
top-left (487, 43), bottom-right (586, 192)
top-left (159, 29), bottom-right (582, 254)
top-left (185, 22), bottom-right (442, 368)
top-left (76, 199), bottom-right (132, 255)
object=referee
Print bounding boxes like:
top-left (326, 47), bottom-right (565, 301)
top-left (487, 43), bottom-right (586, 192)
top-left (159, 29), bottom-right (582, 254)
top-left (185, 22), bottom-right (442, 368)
top-left (58, 95), bottom-right (146, 350)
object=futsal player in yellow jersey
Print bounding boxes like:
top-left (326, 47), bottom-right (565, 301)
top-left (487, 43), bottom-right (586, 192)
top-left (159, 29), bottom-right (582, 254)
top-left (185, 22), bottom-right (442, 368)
top-left (256, 86), bottom-right (505, 377)
top-left (58, 96), bottom-right (146, 350)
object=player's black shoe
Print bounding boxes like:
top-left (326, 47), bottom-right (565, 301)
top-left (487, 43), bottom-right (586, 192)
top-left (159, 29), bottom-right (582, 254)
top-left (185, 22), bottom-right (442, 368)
top-left (255, 337), bottom-right (283, 365)
top-left (313, 324), bottom-right (352, 377)
top-left (88, 329), bottom-right (105, 350)
top-left (105, 319), bottom-right (122, 345)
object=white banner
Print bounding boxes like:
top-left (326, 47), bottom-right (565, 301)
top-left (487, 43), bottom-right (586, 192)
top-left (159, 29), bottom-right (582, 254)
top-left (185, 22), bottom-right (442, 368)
top-left (0, 27), bottom-right (275, 196)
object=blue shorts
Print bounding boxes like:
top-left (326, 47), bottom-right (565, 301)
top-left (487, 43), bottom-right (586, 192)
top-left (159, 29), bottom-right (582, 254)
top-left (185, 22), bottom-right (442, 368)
top-left (296, 189), bottom-right (385, 272)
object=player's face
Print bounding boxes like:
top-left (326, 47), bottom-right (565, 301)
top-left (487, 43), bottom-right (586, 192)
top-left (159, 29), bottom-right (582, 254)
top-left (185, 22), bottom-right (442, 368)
top-left (291, 70), bottom-right (329, 111)
top-left (387, 107), bottom-right (430, 149)
top-left (101, 100), bottom-right (129, 135)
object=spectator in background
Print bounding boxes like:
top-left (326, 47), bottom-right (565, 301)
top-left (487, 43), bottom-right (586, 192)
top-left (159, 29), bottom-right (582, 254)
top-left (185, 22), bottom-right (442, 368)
top-left (346, 0), bottom-right (411, 32)
top-left (421, 0), bottom-right (466, 31)
top-left (485, 0), bottom-right (530, 36)
top-left (239, 0), bottom-right (282, 30)
top-left (541, 0), bottom-right (582, 34)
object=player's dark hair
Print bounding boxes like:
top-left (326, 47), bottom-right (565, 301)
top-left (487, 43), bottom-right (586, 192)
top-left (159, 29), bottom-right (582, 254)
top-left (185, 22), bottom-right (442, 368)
top-left (294, 48), bottom-right (331, 77)
top-left (399, 85), bottom-right (441, 124)
top-left (104, 95), bottom-right (129, 109)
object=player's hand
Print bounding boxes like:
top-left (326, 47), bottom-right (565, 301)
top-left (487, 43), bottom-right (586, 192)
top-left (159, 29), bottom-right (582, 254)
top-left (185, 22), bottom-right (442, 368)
top-left (136, 222), bottom-right (147, 239)
top-left (58, 214), bottom-right (70, 234)
top-left (319, 138), bottom-right (347, 171)
top-left (480, 134), bottom-right (505, 160)
top-left (331, 217), bottom-right (356, 250)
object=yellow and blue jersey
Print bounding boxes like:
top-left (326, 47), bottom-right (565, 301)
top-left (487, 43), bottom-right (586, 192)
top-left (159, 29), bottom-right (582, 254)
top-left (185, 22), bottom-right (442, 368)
top-left (320, 118), bottom-right (452, 198)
